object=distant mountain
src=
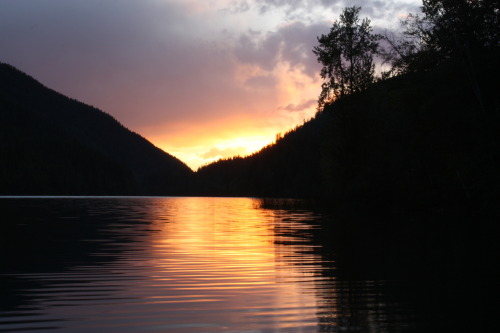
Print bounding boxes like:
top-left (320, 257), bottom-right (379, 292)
top-left (0, 62), bottom-right (193, 195)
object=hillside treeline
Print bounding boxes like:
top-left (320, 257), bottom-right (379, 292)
top-left (0, 63), bottom-right (193, 195)
top-left (195, 1), bottom-right (499, 211)
top-left (196, 52), bottom-right (499, 211)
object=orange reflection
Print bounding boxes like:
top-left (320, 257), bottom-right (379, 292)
top-left (141, 197), bottom-right (327, 330)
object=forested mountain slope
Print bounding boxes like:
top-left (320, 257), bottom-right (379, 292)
top-left (0, 62), bottom-right (193, 195)
top-left (196, 52), bottom-right (500, 212)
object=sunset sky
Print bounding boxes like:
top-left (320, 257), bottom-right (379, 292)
top-left (0, 0), bottom-right (421, 170)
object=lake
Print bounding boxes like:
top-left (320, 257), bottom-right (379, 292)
top-left (0, 197), bottom-right (496, 332)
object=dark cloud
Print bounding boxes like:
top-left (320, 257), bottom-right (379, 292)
top-left (278, 22), bottom-right (328, 77)
top-left (234, 32), bottom-right (282, 70)
top-left (234, 21), bottom-right (327, 78)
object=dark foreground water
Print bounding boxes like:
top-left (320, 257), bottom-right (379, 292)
top-left (0, 197), bottom-right (497, 332)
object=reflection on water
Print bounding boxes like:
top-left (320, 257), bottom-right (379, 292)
top-left (0, 197), bottom-right (492, 332)
top-left (1, 197), bottom-right (328, 332)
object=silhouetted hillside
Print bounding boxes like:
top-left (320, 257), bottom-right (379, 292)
top-left (196, 113), bottom-right (330, 198)
top-left (2, 51), bottom-right (499, 205)
top-left (196, 51), bottom-right (500, 212)
top-left (0, 62), bottom-right (193, 195)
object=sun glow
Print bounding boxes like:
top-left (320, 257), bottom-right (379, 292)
top-left (147, 59), bottom-right (319, 171)
top-left (159, 132), bottom-right (276, 171)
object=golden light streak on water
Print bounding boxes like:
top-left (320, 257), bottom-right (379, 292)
top-left (0, 197), bottom-right (337, 332)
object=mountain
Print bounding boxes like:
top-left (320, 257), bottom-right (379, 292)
top-left (0, 62), bottom-right (193, 195)
top-left (196, 52), bottom-right (500, 212)
top-left (2, 52), bottom-right (498, 206)
top-left (195, 112), bottom-right (330, 198)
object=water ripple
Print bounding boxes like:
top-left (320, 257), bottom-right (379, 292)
top-left (0, 197), bottom-right (418, 332)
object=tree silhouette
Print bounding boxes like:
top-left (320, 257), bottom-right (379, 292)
top-left (383, 0), bottom-right (499, 75)
top-left (420, 0), bottom-right (499, 52)
top-left (313, 6), bottom-right (381, 107)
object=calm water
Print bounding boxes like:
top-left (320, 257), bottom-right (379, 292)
top-left (0, 197), bottom-right (495, 332)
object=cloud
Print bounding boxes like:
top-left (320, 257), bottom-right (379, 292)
top-left (201, 146), bottom-right (247, 159)
top-left (276, 22), bottom-right (328, 77)
top-left (230, 1), bottom-right (421, 81)
top-left (280, 99), bottom-right (317, 112)
top-left (234, 21), bottom-right (327, 78)
top-left (244, 75), bottom-right (277, 89)
top-left (253, 0), bottom-right (421, 29)
top-left (254, 0), bottom-right (416, 13)
top-left (225, 0), bottom-right (251, 13)
top-left (359, 1), bottom-right (421, 28)
top-left (234, 32), bottom-right (282, 71)
top-left (256, 0), bottom-right (328, 14)
top-left (255, 0), bottom-right (352, 17)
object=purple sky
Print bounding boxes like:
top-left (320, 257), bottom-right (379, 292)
top-left (0, 0), bottom-right (421, 169)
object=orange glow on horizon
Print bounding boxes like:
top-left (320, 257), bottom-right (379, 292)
top-left (141, 63), bottom-right (320, 171)
top-left (144, 101), bottom-right (317, 170)
top-left (147, 117), bottom-right (278, 170)
top-left (158, 135), bottom-right (274, 171)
